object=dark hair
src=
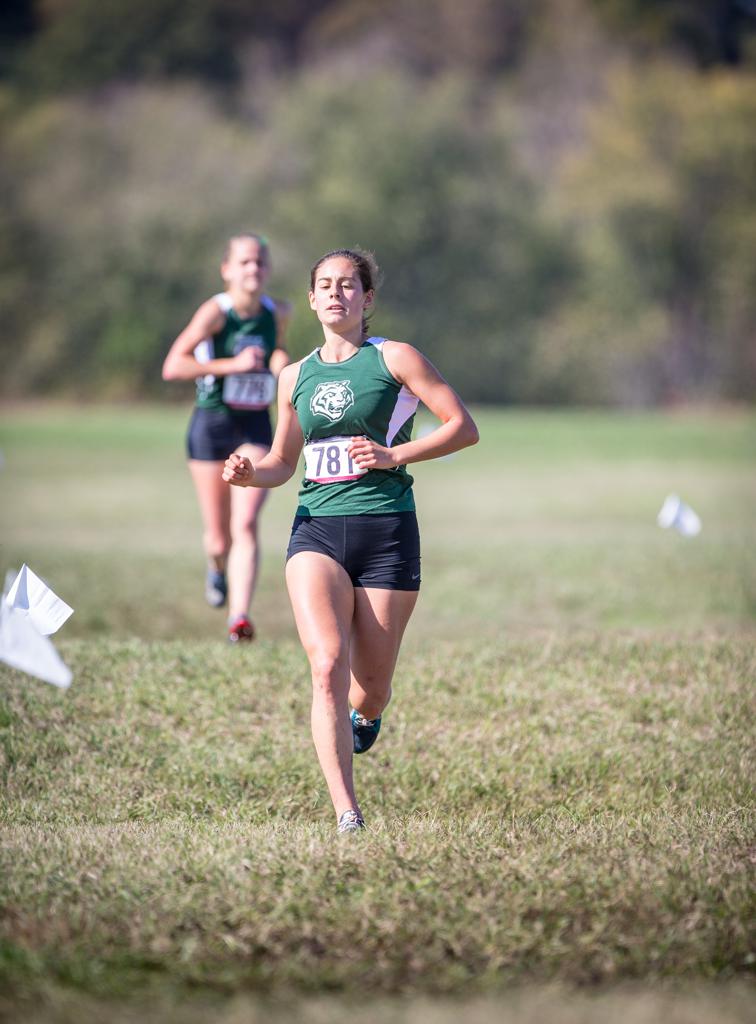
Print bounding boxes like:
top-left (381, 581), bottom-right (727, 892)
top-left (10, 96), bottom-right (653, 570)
top-left (223, 233), bottom-right (270, 263)
top-left (309, 247), bottom-right (381, 336)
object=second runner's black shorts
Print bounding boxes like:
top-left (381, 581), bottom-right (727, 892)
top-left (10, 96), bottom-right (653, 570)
top-left (286, 511), bottom-right (421, 591)
top-left (186, 407), bottom-right (273, 461)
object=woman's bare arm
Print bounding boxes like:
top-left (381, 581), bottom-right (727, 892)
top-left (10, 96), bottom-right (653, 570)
top-left (222, 362), bottom-right (304, 488)
top-left (348, 341), bottom-right (478, 471)
top-left (161, 299), bottom-right (264, 381)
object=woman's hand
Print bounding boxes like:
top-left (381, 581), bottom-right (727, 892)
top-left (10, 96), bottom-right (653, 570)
top-left (348, 437), bottom-right (397, 471)
top-left (230, 347), bottom-right (265, 373)
top-left (222, 453), bottom-right (254, 486)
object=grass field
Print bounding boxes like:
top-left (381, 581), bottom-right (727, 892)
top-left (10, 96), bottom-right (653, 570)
top-left (0, 404), bottom-right (754, 1023)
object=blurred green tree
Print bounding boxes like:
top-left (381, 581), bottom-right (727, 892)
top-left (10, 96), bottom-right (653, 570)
top-left (1, 1), bottom-right (754, 406)
top-left (256, 71), bottom-right (576, 402)
top-left (0, 0), bottom-right (36, 78)
top-left (20, 0), bottom-right (237, 91)
top-left (0, 72), bottom-right (576, 403)
top-left (546, 64), bottom-right (756, 403)
top-left (590, 0), bottom-right (756, 66)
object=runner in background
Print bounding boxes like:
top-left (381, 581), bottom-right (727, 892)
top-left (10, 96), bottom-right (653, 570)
top-left (162, 233), bottom-right (291, 642)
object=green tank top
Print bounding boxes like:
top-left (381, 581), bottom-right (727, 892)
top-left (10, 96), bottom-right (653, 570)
top-left (194, 293), bottom-right (278, 413)
top-left (291, 338), bottom-right (418, 516)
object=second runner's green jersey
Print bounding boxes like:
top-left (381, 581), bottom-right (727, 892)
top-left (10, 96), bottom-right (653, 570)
top-left (291, 338), bottom-right (418, 516)
top-left (194, 293), bottom-right (278, 413)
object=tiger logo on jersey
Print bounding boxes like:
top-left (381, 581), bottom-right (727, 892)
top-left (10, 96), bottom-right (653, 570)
top-left (310, 380), bottom-right (355, 423)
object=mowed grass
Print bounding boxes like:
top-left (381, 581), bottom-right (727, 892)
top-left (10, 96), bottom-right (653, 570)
top-left (0, 404), bottom-right (754, 1022)
top-left (1, 404), bottom-right (754, 641)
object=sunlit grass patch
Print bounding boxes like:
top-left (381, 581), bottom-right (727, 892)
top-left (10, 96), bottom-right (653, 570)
top-left (1, 634), bottom-right (753, 1006)
top-left (0, 405), bottom-right (754, 1017)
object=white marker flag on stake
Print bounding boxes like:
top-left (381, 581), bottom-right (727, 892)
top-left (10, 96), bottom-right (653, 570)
top-left (657, 494), bottom-right (702, 538)
top-left (4, 564), bottom-right (74, 635)
top-left (0, 602), bottom-right (72, 688)
top-left (0, 565), bottom-right (73, 688)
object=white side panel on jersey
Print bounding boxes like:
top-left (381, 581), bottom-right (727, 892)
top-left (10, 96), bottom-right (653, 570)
top-left (194, 339), bottom-right (212, 363)
top-left (386, 386), bottom-right (419, 446)
top-left (194, 339), bottom-right (215, 385)
top-left (367, 338), bottom-right (420, 446)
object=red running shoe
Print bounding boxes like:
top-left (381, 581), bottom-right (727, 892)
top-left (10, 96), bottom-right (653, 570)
top-left (228, 616), bottom-right (255, 643)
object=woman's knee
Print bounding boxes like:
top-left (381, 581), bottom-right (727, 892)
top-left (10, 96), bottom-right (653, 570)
top-left (230, 516), bottom-right (259, 544)
top-left (204, 526), bottom-right (230, 556)
top-left (352, 680), bottom-right (391, 717)
top-left (309, 650), bottom-right (349, 699)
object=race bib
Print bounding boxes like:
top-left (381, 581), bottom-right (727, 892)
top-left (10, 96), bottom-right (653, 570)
top-left (222, 371), bottom-right (276, 410)
top-left (303, 436), bottom-right (368, 483)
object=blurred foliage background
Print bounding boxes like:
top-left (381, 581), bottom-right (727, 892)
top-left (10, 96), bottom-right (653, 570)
top-left (1, 0), bottom-right (755, 406)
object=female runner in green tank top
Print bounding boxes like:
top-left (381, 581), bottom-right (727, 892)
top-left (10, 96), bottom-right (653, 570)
top-left (223, 248), bottom-right (478, 834)
top-left (163, 234), bottom-right (291, 643)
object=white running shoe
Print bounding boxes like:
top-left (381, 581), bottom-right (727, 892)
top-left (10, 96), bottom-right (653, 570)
top-left (337, 809), bottom-right (365, 834)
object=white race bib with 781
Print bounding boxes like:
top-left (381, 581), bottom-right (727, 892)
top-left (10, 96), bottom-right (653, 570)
top-left (222, 371), bottom-right (276, 410)
top-left (303, 436), bottom-right (368, 483)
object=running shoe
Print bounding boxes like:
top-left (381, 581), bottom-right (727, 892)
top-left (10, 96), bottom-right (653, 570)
top-left (337, 809), bottom-right (365, 834)
top-left (228, 616), bottom-right (255, 643)
top-left (351, 710), bottom-right (382, 754)
top-left (205, 569), bottom-right (227, 608)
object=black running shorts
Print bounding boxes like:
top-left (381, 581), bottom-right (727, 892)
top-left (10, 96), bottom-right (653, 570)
top-left (186, 407), bottom-right (273, 461)
top-left (286, 512), bottom-right (421, 591)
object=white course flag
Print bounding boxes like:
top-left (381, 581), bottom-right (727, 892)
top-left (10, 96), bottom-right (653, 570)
top-left (4, 564), bottom-right (74, 635)
top-left (657, 494), bottom-right (702, 538)
top-left (0, 565), bottom-right (73, 688)
top-left (0, 602), bottom-right (72, 689)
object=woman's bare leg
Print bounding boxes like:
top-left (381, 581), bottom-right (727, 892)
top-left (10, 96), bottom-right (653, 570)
top-left (285, 551), bottom-right (358, 818)
top-left (228, 443), bottom-right (269, 622)
top-left (349, 588), bottom-right (418, 720)
top-left (188, 460), bottom-right (231, 572)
